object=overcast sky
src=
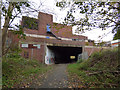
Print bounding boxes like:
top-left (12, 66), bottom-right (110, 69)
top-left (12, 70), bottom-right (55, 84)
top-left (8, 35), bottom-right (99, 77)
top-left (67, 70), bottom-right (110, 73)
top-left (2, 0), bottom-right (115, 42)
top-left (28, 0), bottom-right (115, 42)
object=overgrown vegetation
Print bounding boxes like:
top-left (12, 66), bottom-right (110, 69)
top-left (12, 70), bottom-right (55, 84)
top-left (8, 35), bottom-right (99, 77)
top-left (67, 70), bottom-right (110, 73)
top-left (113, 28), bottom-right (120, 40)
top-left (2, 53), bottom-right (52, 88)
top-left (68, 47), bottom-right (120, 88)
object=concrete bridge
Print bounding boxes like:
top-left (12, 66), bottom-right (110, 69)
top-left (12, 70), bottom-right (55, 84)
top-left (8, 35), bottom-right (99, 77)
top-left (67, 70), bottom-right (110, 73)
top-left (7, 12), bottom-right (108, 64)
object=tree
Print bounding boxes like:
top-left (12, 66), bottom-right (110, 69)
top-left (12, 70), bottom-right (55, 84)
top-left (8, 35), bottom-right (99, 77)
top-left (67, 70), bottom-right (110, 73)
top-left (2, 1), bottom-right (30, 56)
top-left (1, 0), bottom-right (46, 56)
top-left (56, 1), bottom-right (120, 36)
top-left (113, 28), bottom-right (120, 40)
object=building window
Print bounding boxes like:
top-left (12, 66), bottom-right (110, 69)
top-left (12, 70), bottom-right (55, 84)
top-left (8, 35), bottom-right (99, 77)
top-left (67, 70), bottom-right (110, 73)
top-left (72, 39), bottom-right (76, 41)
top-left (46, 36), bottom-right (50, 39)
top-left (47, 24), bottom-right (51, 32)
top-left (72, 39), bottom-right (79, 41)
top-left (22, 16), bottom-right (38, 30)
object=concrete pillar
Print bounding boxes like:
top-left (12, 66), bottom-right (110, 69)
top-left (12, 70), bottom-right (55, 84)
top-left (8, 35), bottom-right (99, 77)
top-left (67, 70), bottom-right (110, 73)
top-left (82, 46), bottom-right (85, 53)
top-left (81, 46), bottom-right (88, 60)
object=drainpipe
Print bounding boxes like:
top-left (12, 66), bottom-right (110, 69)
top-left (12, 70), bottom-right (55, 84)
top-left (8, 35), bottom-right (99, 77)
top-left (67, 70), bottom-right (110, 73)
top-left (31, 48), bottom-right (33, 60)
top-left (43, 41), bottom-right (46, 64)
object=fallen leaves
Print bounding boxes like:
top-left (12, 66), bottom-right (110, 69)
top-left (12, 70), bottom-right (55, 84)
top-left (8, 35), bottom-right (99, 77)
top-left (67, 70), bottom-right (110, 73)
top-left (67, 73), bottom-right (87, 88)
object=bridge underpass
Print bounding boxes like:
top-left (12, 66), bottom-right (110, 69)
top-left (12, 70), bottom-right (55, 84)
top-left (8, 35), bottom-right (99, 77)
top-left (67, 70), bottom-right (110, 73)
top-left (47, 46), bottom-right (82, 64)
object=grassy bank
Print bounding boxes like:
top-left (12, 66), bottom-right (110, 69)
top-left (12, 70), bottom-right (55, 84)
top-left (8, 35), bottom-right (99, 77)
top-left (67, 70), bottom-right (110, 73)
top-left (2, 53), bottom-right (52, 88)
top-left (68, 47), bottom-right (120, 88)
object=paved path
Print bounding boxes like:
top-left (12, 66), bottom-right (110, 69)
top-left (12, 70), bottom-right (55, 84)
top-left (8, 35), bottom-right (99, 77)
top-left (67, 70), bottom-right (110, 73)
top-left (30, 64), bottom-right (68, 88)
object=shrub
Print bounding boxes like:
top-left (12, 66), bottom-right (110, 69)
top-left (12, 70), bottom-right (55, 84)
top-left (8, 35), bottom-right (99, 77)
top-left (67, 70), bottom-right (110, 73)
top-left (77, 59), bottom-right (84, 63)
top-left (67, 47), bottom-right (119, 88)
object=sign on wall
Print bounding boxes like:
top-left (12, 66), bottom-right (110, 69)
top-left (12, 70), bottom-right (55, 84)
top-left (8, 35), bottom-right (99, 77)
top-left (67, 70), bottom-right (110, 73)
top-left (33, 44), bottom-right (40, 49)
top-left (21, 44), bottom-right (28, 48)
top-left (21, 44), bottom-right (40, 49)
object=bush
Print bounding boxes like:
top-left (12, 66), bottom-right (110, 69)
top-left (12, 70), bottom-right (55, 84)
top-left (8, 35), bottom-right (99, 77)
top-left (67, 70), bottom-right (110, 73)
top-left (67, 47), bottom-right (119, 88)
top-left (78, 60), bottom-right (89, 70)
top-left (77, 59), bottom-right (84, 63)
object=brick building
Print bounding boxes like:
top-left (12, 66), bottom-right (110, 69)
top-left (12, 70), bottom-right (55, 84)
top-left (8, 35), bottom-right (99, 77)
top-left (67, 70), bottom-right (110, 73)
top-left (8, 12), bottom-right (102, 64)
top-left (111, 39), bottom-right (120, 47)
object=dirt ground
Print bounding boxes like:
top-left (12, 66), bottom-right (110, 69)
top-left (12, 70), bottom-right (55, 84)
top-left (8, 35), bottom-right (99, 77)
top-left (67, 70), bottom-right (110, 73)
top-left (30, 64), bottom-right (68, 88)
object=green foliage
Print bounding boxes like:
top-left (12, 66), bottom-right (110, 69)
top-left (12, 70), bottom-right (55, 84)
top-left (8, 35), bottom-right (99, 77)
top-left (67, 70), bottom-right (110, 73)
top-left (97, 41), bottom-right (106, 46)
top-left (77, 59), bottom-right (83, 63)
top-left (85, 42), bottom-right (89, 46)
top-left (56, 1), bottom-right (67, 8)
top-left (68, 63), bottom-right (84, 75)
top-left (2, 53), bottom-right (51, 88)
top-left (13, 25), bottom-right (26, 39)
top-left (90, 51), bottom-right (102, 60)
top-left (67, 48), bottom-right (119, 88)
top-left (2, 1), bottom-right (31, 56)
top-left (113, 29), bottom-right (120, 40)
top-left (56, 1), bottom-right (120, 33)
top-left (78, 60), bottom-right (90, 71)
top-left (5, 44), bottom-right (22, 57)
top-left (2, 2), bottom-right (30, 21)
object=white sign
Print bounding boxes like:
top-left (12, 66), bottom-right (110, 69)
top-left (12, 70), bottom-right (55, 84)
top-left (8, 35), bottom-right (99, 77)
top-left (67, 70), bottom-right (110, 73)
top-left (21, 44), bottom-right (28, 48)
top-left (33, 44), bottom-right (40, 49)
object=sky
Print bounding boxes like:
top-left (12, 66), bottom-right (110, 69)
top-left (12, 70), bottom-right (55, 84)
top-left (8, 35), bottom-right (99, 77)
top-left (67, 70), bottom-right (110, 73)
top-left (2, 0), bottom-right (115, 42)
top-left (28, 0), bottom-right (114, 42)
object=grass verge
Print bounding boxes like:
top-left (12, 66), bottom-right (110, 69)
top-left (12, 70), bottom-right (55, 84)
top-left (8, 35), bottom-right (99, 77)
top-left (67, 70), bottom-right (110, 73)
top-left (2, 53), bottom-right (52, 88)
top-left (67, 47), bottom-right (120, 88)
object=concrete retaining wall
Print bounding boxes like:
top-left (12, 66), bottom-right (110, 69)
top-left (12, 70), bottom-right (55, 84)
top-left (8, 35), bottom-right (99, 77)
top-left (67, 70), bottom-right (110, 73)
top-left (45, 46), bottom-right (55, 64)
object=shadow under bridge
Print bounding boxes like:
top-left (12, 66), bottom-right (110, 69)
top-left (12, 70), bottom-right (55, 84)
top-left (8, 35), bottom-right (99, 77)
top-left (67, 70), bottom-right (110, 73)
top-left (47, 46), bottom-right (82, 64)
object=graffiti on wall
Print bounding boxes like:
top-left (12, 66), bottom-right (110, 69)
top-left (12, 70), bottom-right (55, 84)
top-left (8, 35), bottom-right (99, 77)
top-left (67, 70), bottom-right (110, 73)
top-left (45, 46), bottom-right (55, 64)
top-left (46, 57), bottom-right (54, 64)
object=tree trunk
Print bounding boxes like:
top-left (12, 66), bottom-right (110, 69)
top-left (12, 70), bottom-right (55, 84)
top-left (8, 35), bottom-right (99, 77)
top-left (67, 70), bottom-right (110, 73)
top-left (2, 2), bottom-right (14, 56)
top-left (0, 1), bottom-right (2, 57)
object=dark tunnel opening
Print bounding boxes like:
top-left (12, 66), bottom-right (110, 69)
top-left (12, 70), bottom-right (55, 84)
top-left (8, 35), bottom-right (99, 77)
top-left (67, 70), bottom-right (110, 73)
top-left (47, 46), bottom-right (82, 64)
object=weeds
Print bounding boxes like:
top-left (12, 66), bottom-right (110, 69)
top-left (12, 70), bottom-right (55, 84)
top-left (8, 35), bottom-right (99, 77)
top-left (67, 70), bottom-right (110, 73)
top-left (2, 53), bottom-right (52, 88)
top-left (67, 47), bottom-right (120, 88)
